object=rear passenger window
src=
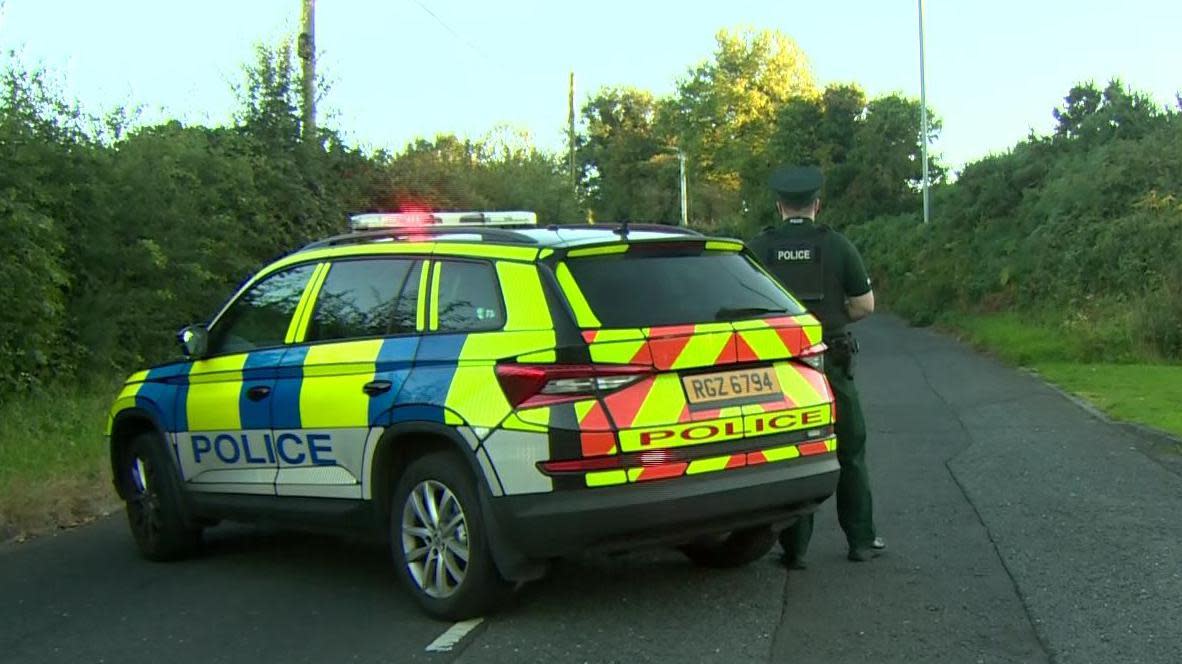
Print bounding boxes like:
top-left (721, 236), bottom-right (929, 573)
top-left (434, 260), bottom-right (504, 333)
top-left (307, 258), bottom-right (422, 342)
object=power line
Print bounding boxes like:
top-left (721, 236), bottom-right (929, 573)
top-left (409, 0), bottom-right (487, 62)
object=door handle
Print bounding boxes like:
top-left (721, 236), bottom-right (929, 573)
top-left (245, 385), bottom-right (272, 401)
top-left (363, 380), bottom-right (393, 397)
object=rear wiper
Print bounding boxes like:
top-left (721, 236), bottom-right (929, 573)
top-left (714, 306), bottom-right (787, 321)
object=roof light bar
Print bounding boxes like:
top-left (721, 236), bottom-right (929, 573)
top-left (349, 211), bottom-right (537, 231)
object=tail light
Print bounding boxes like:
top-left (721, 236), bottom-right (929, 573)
top-left (792, 342), bottom-right (827, 372)
top-left (495, 363), bottom-right (652, 408)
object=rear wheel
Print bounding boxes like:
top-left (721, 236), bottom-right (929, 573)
top-left (119, 431), bottom-right (201, 561)
top-left (390, 451), bottom-right (511, 620)
top-left (679, 526), bottom-right (776, 569)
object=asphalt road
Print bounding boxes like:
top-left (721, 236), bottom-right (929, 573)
top-left (3, 315), bottom-right (1180, 664)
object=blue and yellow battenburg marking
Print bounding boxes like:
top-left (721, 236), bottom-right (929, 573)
top-left (107, 254), bottom-right (558, 487)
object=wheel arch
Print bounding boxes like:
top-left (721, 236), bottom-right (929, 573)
top-left (108, 409), bottom-right (172, 501)
top-left (368, 421), bottom-right (492, 529)
top-left (370, 420), bottom-right (544, 583)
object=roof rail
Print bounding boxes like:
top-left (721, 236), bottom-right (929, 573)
top-left (300, 225), bottom-right (540, 252)
top-left (545, 223), bottom-right (704, 237)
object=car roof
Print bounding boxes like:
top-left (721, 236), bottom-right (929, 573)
top-left (299, 224), bottom-right (717, 253)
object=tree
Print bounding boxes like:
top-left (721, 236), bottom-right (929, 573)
top-left (824, 94), bottom-right (944, 226)
top-left (366, 131), bottom-right (580, 224)
top-left (661, 28), bottom-right (818, 224)
top-left (1052, 82), bottom-right (1103, 139)
top-left (475, 124), bottom-right (581, 223)
top-left (817, 84), bottom-right (867, 166)
top-left (577, 87), bottom-right (678, 222)
top-left (376, 135), bottom-right (486, 211)
top-left (1052, 79), bottom-right (1163, 147)
top-left (235, 41), bottom-right (303, 152)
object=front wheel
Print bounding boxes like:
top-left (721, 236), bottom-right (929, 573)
top-left (390, 451), bottom-right (511, 620)
top-left (119, 431), bottom-right (201, 561)
top-left (679, 526), bottom-right (776, 569)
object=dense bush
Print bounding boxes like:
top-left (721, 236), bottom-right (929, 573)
top-left (0, 47), bottom-right (578, 396)
top-left (850, 81), bottom-right (1182, 360)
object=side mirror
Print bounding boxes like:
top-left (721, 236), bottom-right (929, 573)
top-left (178, 325), bottom-right (209, 359)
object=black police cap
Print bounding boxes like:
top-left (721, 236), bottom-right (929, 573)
top-left (769, 165), bottom-right (824, 206)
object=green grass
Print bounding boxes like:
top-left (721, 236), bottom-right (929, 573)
top-left (944, 312), bottom-right (1182, 439)
top-left (1035, 363), bottom-right (1182, 439)
top-left (946, 312), bottom-right (1078, 364)
top-left (0, 383), bottom-right (122, 539)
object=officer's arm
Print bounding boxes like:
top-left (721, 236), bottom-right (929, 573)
top-left (840, 234), bottom-right (875, 321)
top-left (847, 291), bottom-right (875, 321)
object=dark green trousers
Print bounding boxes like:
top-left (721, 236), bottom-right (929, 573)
top-left (780, 354), bottom-right (876, 556)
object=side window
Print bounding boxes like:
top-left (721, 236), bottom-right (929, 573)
top-left (435, 260), bottom-right (505, 333)
top-left (208, 264), bottom-right (316, 356)
top-left (306, 258), bottom-right (422, 342)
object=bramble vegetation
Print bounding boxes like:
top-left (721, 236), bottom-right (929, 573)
top-left (848, 80), bottom-right (1182, 362)
top-left (0, 44), bottom-right (578, 396)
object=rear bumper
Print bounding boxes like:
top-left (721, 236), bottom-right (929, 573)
top-left (486, 454), bottom-right (838, 561)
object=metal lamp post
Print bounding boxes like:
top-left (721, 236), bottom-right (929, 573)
top-left (677, 150), bottom-right (688, 227)
top-left (918, 0), bottom-right (930, 224)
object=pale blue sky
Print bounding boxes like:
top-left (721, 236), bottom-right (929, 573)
top-left (2, 0), bottom-right (1179, 171)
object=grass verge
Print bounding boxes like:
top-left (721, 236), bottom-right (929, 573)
top-left (0, 383), bottom-right (122, 541)
top-left (1034, 363), bottom-right (1182, 439)
top-left (947, 312), bottom-right (1182, 440)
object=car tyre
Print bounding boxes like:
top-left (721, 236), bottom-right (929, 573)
top-left (120, 431), bottom-right (201, 561)
top-left (391, 451), bottom-right (511, 621)
top-left (679, 526), bottom-right (776, 569)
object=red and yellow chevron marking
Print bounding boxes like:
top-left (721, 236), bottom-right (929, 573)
top-left (585, 328), bottom-right (653, 365)
top-left (644, 322), bottom-right (736, 370)
top-left (731, 315), bottom-right (823, 361)
top-left (583, 316), bottom-right (821, 372)
top-left (576, 400), bottom-right (617, 456)
top-left (585, 436), bottom-right (836, 486)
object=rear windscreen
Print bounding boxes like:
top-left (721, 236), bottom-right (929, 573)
top-left (566, 251), bottom-right (807, 327)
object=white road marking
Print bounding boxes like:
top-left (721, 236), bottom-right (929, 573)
top-left (425, 617), bottom-right (484, 653)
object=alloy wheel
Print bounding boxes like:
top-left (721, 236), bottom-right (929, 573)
top-left (400, 480), bottom-right (470, 598)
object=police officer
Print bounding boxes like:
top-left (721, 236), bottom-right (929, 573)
top-left (748, 165), bottom-right (885, 567)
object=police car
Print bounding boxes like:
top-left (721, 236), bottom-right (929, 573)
top-left (107, 211), bottom-right (840, 620)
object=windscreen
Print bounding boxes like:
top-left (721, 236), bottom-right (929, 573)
top-left (566, 250), bottom-right (807, 327)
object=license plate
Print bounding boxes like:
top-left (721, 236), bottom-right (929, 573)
top-left (681, 367), bottom-right (783, 408)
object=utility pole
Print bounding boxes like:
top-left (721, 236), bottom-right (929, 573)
top-left (568, 71), bottom-right (577, 193)
top-left (298, 0), bottom-right (317, 143)
top-left (678, 151), bottom-right (688, 227)
top-left (917, 0), bottom-right (930, 224)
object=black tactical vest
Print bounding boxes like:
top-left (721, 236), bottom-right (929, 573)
top-left (764, 223), bottom-right (827, 304)
top-left (754, 222), bottom-right (852, 332)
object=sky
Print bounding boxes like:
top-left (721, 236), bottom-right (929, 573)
top-left (1, 0), bottom-right (1180, 172)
